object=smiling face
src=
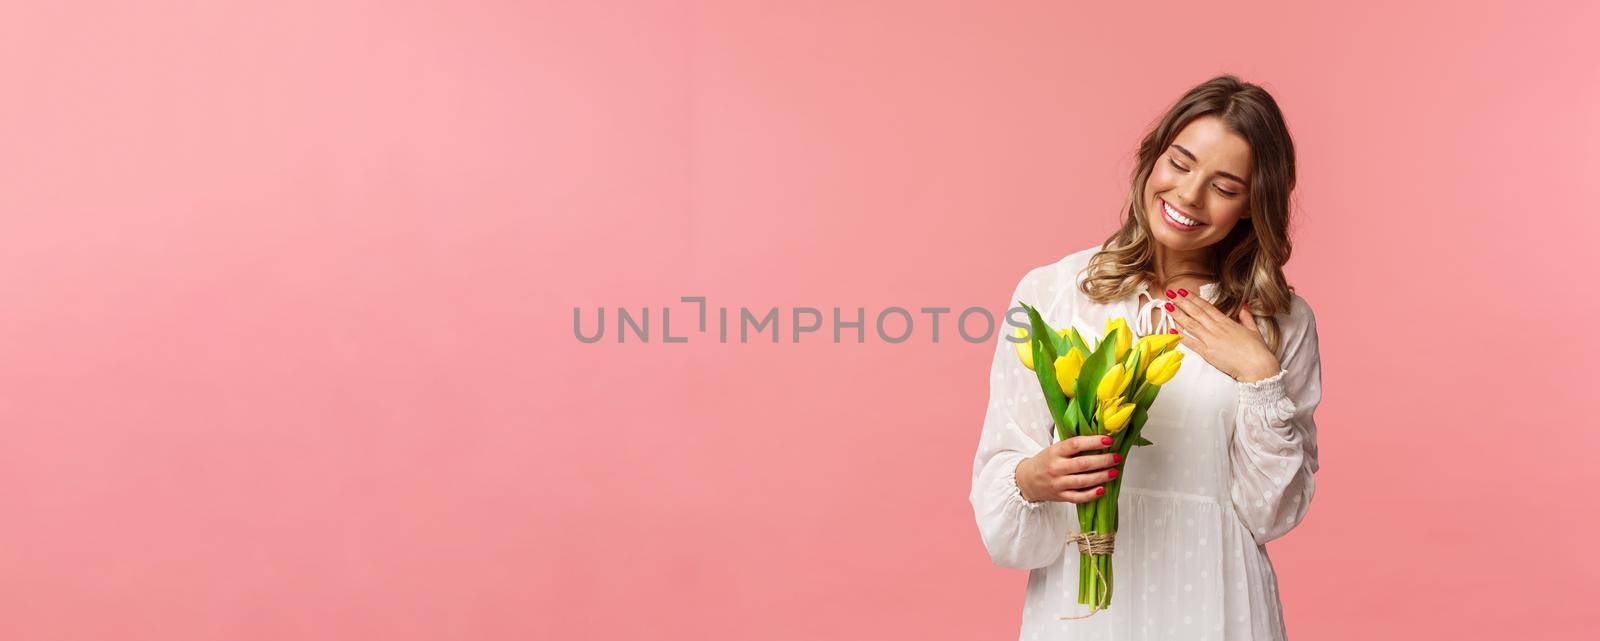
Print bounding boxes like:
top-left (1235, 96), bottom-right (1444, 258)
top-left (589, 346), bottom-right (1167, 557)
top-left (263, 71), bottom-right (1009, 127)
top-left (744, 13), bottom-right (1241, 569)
top-left (1143, 115), bottom-right (1254, 251)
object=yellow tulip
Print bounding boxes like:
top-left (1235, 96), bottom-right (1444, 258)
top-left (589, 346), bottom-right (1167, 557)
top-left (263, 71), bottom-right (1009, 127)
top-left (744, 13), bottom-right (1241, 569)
top-left (1054, 348), bottom-right (1087, 397)
top-left (1127, 340), bottom-right (1153, 379)
top-left (1100, 400), bottom-right (1136, 434)
top-left (1014, 327), bottom-right (1035, 371)
top-left (1136, 333), bottom-right (1182, 357)
top-left (1096, 363), bottom-right (1134, 403)
top-left (1104, 318), bottom-right (1132, 362)
top-left (1145, 349), bottom-right (1185, 385)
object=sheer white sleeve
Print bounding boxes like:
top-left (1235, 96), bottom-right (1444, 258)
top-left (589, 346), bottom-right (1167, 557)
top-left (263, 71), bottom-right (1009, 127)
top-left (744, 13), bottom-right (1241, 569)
top-left (1228, 296), bottom-right (1323, 546)
top-left (968, 267), bottom-right (1074, 570)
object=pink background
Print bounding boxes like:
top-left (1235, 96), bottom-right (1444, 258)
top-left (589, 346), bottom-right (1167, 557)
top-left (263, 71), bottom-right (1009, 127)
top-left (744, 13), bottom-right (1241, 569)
top-left (1, 1), bottom-right (1595, 639)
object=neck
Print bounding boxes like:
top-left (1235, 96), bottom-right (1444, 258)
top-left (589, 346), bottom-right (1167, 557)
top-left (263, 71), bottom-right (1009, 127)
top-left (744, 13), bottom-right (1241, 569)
top-left (1151, 243), bottom-right (1214, 286)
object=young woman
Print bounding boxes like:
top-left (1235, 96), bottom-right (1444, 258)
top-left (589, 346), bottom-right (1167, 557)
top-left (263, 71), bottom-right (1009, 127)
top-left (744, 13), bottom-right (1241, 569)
top-left (968, 75), bottom-right (1323, 640)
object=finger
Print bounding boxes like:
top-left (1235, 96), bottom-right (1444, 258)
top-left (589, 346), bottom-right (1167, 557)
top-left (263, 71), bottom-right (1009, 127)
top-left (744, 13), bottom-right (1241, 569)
top-left (1180, 288), bottom-right (1232, 325)
top-left (1053, 467), bottom-right (1119, 490)
top-left (1078, 452), bottom-right (1122, 471)
top-left (1170, 292), bottom-right (1219, 330)
top-left (1058, 486), bottom-right (1106, 504)
top-left (1047, 451), bottom-right (1121, 476)
top-left (1056, 434), bottom-right (1113, 457)
top-left (1176, 327), bottom-right (1206, 352)
top-left (1237, 304), bottom-right (1261, 334)
top-left (1165, 300), bottom-right (1209, 340)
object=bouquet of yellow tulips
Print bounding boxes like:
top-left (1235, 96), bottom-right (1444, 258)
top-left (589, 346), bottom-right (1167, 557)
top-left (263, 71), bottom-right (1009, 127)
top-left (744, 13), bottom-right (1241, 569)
top-left (1013, 303), bottom-right (1186, 617)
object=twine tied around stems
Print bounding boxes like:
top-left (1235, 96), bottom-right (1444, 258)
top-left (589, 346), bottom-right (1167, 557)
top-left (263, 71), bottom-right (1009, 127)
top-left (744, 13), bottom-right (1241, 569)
top-left (1058, 531), bottom-right (1115, 621)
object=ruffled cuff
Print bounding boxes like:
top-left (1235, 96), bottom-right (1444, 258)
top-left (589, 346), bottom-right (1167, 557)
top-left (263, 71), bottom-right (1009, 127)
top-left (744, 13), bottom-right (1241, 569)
top-left (1237, 367), bottom-right (1297, 429)
top-left (1002, 455), bottom-right (1051, 511)
top-left (1238, 367), bottom-right (1288, 403)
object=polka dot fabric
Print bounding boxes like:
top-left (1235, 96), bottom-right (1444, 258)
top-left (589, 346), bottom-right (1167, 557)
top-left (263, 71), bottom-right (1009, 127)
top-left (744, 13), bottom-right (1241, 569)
top-left (968, 246), bottom-right (1323, 640)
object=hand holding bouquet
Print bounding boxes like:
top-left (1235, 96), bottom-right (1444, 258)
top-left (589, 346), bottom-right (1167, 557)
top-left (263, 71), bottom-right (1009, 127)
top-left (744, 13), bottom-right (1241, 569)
top-left (1014, 303), bottom-right (1186, 619)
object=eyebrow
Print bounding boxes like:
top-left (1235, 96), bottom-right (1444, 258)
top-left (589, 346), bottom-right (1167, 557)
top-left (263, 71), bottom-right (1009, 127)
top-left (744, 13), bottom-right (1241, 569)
top-left (1170, 144), bottom-right (1250, 186)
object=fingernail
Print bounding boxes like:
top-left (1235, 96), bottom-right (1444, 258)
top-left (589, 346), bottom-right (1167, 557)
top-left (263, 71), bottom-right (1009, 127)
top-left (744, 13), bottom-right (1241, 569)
top-left (1164, 302), bottom-right (1175, 311)
top-left (1165, 289), bottom-right (1175, 298)
top-left (1101, 436), bottom-right (1112, 445)
top-left (1108, 469), bottom-right (1119, 479)
top-left (1112, 453), bottom-right (1122, 463)
top-left (1178, 289), bottom-right (1188, 296)
top-left (1095, 487), bottom-right (1105, 495)
top-left (1169, 329), bottom-right (1179, 334)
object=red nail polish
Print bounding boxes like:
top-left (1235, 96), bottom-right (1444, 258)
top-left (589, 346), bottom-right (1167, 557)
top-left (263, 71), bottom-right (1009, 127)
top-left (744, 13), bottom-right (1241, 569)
top-left (1178, 288), bottom-right (1188, 296)
top-left (1112, 453), bottom-right (1122, 463)
top-left (1095, 487), bottom-right (1105, 495)
top-left (1108, 469), bottom-right (1119, 479)
top-left (1165, 289), bottom-right (1175, 298)
top-left (1101, 436), bottom-right (1112, 445)
top-left (1169, 329), bottom-right (1179, 334)
top-left (1164, 302), bottom-right (1175, 311)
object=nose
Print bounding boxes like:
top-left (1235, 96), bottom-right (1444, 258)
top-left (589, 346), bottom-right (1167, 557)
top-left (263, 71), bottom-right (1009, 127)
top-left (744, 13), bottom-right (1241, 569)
top-left (1176, 172), bottom-right (1204, 209)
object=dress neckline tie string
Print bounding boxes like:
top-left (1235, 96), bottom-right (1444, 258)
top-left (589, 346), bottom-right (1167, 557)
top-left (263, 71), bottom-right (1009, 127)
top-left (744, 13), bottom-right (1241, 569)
top-left (1134, 282), bottom-right (1219, 339)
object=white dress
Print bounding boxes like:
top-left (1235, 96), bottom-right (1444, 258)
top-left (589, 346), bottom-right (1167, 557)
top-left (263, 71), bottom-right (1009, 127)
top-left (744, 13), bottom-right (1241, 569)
top-left (969, 245), bottom-right (1324, 641)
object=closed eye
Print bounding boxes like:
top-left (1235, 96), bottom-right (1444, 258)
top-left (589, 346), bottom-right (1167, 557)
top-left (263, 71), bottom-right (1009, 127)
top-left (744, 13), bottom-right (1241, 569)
top-left (1172, 159), bottom-right (1241, 197)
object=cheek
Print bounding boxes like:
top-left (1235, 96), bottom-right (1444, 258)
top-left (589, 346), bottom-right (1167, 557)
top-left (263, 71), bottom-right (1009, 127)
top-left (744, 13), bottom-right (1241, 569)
top-left (1146, 167), bottom-right (1176, 194)
top-left (1201, 203), bottom-right (1250, 231)
top-left (1212, 199), bottom-right (1248, 222)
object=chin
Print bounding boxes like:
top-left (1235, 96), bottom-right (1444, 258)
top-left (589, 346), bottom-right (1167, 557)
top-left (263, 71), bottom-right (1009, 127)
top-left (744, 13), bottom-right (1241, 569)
top-left (1150, 227), bottom-right (1195, 250)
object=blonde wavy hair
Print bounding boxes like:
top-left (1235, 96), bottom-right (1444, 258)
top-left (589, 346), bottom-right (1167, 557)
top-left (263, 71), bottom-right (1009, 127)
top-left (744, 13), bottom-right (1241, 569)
top-left (1078, 74), bottom-right (1300, 355)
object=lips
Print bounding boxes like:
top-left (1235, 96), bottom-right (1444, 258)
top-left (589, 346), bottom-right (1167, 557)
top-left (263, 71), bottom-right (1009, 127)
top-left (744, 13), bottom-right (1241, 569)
top-left (1160, 198), bottom-right (1207, 229)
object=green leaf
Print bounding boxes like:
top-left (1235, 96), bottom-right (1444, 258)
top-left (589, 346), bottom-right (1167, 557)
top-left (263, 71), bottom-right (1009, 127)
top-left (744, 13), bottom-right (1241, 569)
top-left (1121, 339), bottom-right (1143, 402)
top-left (1073, 328), bottom-right (1119, 425)
top-left (1117, 383), bottom-right (1164, 458)
top-left (1018, 303), bottom-right (1060, 363)
top-left (1060, 397), bottom-right (1081, 440)
top-left (1067, 327), bottom-right (1092, 357)
top-left (1020, 302), bottom-right (1068, 437)
top-left (1133, 381), bottom-right (1159, 411)
top-left (1048, 325), bottom-right (1070, 357)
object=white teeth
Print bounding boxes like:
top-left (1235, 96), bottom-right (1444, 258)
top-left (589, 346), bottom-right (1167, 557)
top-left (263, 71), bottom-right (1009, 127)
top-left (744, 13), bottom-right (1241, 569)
top-left (1163, 200), bottom-right (1203, 226)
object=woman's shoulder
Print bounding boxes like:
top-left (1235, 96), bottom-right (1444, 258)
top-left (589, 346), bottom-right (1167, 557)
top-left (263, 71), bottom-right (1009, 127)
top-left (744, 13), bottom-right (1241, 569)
top-left (1061, 244), bottom-right (1103, 274)
top-left (1013, 244), bottom-right (1102, 291)
top-left (1278, 289), bottom-right (1317, 329)
top-left (1269, 289), bottom-right (1319, 364)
